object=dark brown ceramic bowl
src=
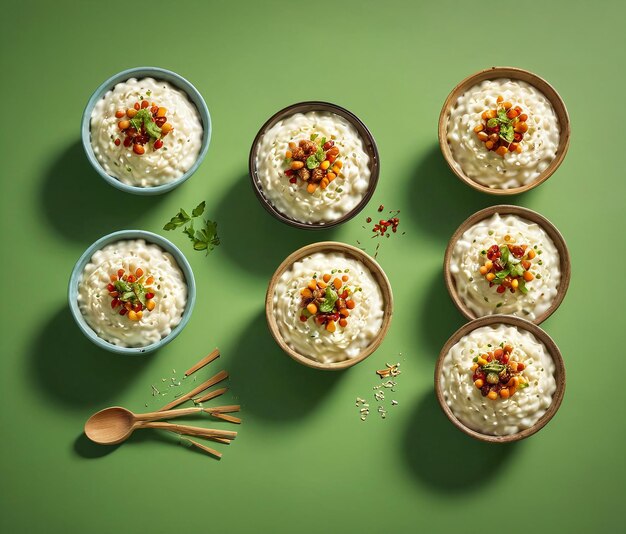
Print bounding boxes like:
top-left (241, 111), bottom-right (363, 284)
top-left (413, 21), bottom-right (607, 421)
top-left (443, 205), bottom-right (571, 325)
top-left (438, 66), bottom-right (570, 195)
top-left (265, 242), bottom-right (393, 370)
top-left (435, 315), bottom-right (566, 443)
top-left (249, 101), bottom-right (380, 229)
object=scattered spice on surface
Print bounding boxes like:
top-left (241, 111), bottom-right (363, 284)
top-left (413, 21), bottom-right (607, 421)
top-left (359, 205), bottom-right (405, 258)
top-left (355, 357), bottom-right (404, 421)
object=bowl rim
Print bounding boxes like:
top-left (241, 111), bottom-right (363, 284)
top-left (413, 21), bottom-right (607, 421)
top-left (81, 66), bottom-right (211, 196)
top-left (434, 314), bottom-right (566, 443)
top-left (68, 229), bottom-right (196, 354)
top-left (249, 100), bottom-right (380, 229)
top-left (443, 204), bottom-right (571, 325)
top-left (265, 241), bottom-right (393, 370)
top-left (438, 66), bottom-right (570, 195)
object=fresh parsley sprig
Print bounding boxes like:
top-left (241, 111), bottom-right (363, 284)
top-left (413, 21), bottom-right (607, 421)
top-left (163, 201), bottom-right (220, 256)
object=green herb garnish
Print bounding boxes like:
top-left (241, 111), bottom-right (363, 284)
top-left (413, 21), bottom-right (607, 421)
top-left (306, 155), bottom-right (319, 169)
top-left (318, 287), bottom-right (338, 313)
top-left (129, 108), bottom-right (162, 139)
top-left (163, 201), bottom-right (220, 257)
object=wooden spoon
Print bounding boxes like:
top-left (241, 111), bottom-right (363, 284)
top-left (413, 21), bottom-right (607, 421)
top-left (84, 406), bottom-right (237, 445)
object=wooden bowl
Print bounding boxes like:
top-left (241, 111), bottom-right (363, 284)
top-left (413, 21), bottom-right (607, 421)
top-left (265, 242), bottom-right (393, 370)
top-left (435, 315), bottom-right (566, 443)
top-left (249, 101), bottom-right (380, 229)
top-left (444, 204), bottom-right (571, 324)
top-left (438, 66), bottom-right (570, 195)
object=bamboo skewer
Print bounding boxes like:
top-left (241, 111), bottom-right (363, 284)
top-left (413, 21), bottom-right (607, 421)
top-left (211, 413), bottom-right (242, 424)
top-left (183, 438), bottom-right (222, 459)
top-left (193, 387), bottom-right (228, 404)
top-left (159, 370), bottom-right (229, 411)
top-left (184, 348), bottom-right (220, 377)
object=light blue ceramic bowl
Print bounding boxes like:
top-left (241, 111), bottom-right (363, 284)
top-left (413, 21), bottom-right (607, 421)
top-left (68, 230), bottom-right (196, 354)
top-left (81, 66), bottom-right (211, 195)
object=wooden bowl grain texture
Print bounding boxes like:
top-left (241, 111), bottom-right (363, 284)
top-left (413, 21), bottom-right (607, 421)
top-left (249, 101), bottom-right (380, 229)
top-left (438, 66), bottom-right (570, 195)
top-left (443, 204), bottom-right (571, 325)
top-left (265, 241), bottom-right (393, 370)
top-left (434, 315), bottom-right (566, 443)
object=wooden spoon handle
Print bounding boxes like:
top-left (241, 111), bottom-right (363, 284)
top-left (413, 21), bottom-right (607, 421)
top-left (134, 407), bottom-right (204, 422)
top-left (141, 421), bottom-right (237, 440)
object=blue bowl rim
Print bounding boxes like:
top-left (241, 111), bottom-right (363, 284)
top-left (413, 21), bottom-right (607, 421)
top-left (68, 230), bottom-right (197, 354)
top-left (81, 66), bottom-right (211, 195)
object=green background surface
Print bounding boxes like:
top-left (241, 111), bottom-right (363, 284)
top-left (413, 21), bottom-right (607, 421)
top-left (2, 1), bottom-right (624, 533)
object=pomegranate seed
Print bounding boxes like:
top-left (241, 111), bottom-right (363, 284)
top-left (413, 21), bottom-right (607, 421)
top-left (299, 315), bottom-right (307, 322)
top-left (155, 116), bottom-right (167, 127)
top-left (134, 102), bottom-right (140, 110)
top-left (366, 217), bottom-right (372, 223)
top-left (517, 362), bottom-right (525, 371)
top-left (154, 139), bottom-right (163, 150)
top-left (141, 100), bottom-right (150, 109)
top-left (497, 285), bottom-right (506, 294)
top-left (340, 291), bottom-right (348, 299)
top-left (501, 354), bottom-right (509, 364)
top-left (111, 299), bottom-right (120, 308)
top-left (123, 137), bottom-right (133, 147)
top-left (127, 275), bottom-right (136, 283)
top-left (119, 308), bottom-right (128, 316)
top-left (150, 105), bottom-right (159, 114)
top-left (133, 303), bottom-right (143, 312)
top-left (289, 177), bottom-right (297, 184)
top-left (107, 283), bottom-right (115, 292)
top-left (285, 169), bottom-right (294, 176)
top-left (378, 205), bottom-right (384, 212)
top-left (114, 138), bottom-right (121, 146)
top-left (323, 140), bottom-right (334, 150)
top-left (486, 355), bottom-right (493, 362)
top-left (145, 292), bottom-right (154, 300)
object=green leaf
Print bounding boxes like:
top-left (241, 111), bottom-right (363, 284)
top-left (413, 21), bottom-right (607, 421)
top-left (144, 119), bottom-right (162, 139)
top-left (180, 209), bottom-right (190, 220)
top-left (163, 222), bottom-right (177, 231)
top-left (497, 108), bottom-right (509, 123)
top-left (319, 137), bottom-right (326, 147)
top-left (510, 263), bottom-right (525, 278)
top-left (131, 282), bottom-right (147, 306)
top-left (184, 222), bottom-right (195, 242)
top-left (518, 279), bottom-right (529, 294)
top-left (500, 246), bottom-right (510, 266)
top-left (319, 287), bottom-right (338, 313)
top-left (310, 133), bottom-right (318, 141)
top-left (306, 155), bottom-right (319, 169)
top-left (121, 291), bottom-right (136, 302)
top-left (192, 201), bottom-right (206, 217)
top-left (481, 361), bottom-right (507, 374)
top-left (114, 280), bottom-right (131, 293)
top-left (193, 241), bottom-right (208, 251)
top-left (495, 268), bottom-right (510, 279)
top-left (500, 124), bottom-right (514, 143)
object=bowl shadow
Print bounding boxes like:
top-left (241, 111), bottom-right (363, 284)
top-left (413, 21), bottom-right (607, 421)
top-left (406, 145), bottom-right (534, 241)
top-left (214, 174), bottom-right (338, 277)
top-left (403, 391), bottom-right (519, 493)
top-left (418, 269), bottom-right (466, 359)
top-left (30, 306), bottom-right (153, 408)
top-left (41, 141), bottom-right (166, 244)
top-left (228, 311), bottom-right (344, 422)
